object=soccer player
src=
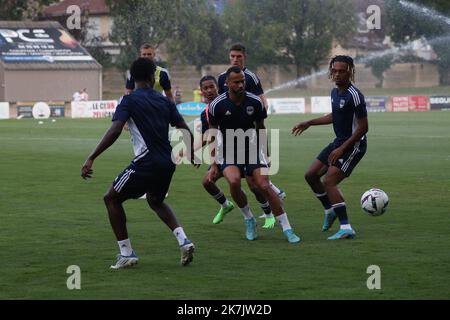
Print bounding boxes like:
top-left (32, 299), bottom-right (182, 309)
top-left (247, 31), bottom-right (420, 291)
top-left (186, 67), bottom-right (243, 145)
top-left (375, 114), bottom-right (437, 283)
top-left (208, 66), bottom-right (301, 243)
top-left (195, 75), bottom-right (280, 228)
top-left (125, 43), bottom-right (174, 103)
top-left (217, 43), bottom-right (267, 108)
top-left (292, 55), bottom-right (368, 240)
top-left (81, 58), bottom-right (196, 268)
top-left (218, 43), bottom-right (286, 220)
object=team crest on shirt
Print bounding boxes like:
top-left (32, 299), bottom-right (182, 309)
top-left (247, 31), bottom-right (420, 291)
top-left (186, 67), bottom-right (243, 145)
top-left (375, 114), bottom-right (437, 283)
top-left (339, 99), bottom-right (346, 108)
top-left (246, 106), bottom-right (255, 115)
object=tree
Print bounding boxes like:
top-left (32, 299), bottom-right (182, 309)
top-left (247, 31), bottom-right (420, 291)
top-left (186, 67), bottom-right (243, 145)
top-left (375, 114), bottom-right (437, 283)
top-left (222, 0), bottom-right (356, 79)
top-left (275, 0), bottom-right (357, 78)
top-left (167, 0), bottom-right (228, 68)
top-left (365, 54), bottom-right (394, 88)
top-left (0, 0), bottom-right (55, 20)
top-left (222, 0), bottom-right (289, 70)
top-left (107, 0), bottom-right (180, 71)
top-left (385, 0), bottom-right (450, 84)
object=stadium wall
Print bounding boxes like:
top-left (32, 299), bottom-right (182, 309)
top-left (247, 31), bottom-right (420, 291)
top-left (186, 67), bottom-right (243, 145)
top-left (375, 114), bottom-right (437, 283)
top-left (3, 69), bottom-right (101, 102)
top-left (256, 63), bottom-right (439, 89)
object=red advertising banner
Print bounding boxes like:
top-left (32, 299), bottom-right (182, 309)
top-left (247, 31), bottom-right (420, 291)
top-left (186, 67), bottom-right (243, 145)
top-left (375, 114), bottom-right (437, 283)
top-left (391, 96), bottom-right (409, 112)
top-left (408, 96), bottom-right (429, 112)
top-left (391, 96), bottom-right (429, 112)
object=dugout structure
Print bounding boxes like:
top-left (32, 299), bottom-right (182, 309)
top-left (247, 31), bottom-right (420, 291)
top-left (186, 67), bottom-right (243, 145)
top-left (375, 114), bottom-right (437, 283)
top-left (0, 21), bottom-right (102, 102)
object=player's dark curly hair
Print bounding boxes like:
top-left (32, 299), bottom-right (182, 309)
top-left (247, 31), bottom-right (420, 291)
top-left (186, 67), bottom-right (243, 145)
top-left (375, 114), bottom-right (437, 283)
top-left (328, 55), bottom-right (355, 82)
top-left (199, 75), bottom-right (217, 87)
top-left (130, 58), bottom-right (156, 82)
top-left (225, 66), bottom-right (242, 79)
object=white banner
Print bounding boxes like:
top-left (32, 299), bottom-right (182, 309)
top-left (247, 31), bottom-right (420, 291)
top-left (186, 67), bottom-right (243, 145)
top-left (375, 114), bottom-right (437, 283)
top-left (267, 98), bottom-right (305, 114)
top-left (0, 102), bottom-right (10, 119)
top-left (71, 100), bottom-right (118, 118)
top-left (311, 96), bottom-right (332, 113)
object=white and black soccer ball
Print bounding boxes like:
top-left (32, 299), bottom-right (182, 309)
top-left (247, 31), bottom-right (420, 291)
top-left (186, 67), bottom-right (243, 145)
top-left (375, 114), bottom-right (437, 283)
top-left (360, 188), bottom-right (389, 216)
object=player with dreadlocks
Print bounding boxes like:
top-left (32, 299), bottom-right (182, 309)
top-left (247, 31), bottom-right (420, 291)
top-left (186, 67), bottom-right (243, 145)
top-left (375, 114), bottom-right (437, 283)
top-left (291, 55), bottom-right (368, 240)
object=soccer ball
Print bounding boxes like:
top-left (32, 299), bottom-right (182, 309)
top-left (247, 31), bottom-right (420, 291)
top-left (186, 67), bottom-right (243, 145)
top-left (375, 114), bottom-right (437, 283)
top-left (360, 188), bottom-right (389, 216)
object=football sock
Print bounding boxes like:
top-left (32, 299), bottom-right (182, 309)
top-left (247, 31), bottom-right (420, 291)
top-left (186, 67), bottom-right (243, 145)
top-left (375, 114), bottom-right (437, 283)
top-left (315, 192), bottom-right (332, 210)
top-left (221, 199), bottom-right (232, 208)
top-left (212, 191), bottom-right (227, 206)
top-left (173, 227), bottom-right (188, 246)
top-left (276, 213), bottom-right (292, 231)
top-left (259, 201), bottom-right (272, 215)
top-left (270, 182), bottom-right (281, 194)
top-left (239, 205), bottom-right (254, 220)
top-left (332, 202), bottom-right (349, 225)
top-left (117, 238), bottom-right (133, 257)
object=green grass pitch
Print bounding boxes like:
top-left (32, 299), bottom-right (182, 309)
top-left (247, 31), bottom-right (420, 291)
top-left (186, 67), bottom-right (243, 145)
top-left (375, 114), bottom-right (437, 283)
top-left (0, 112), bottom-right (449, 299)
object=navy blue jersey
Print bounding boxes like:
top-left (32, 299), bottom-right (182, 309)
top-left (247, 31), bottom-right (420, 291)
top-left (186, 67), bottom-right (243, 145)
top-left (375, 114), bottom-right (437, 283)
top-left (200, 109), bottom-right (209, 135)
top-left (113, 88), bottom-right (184, 167)
top-left (331, 84), bottom-right (367, 145)
top-left (217, 68), bottom-right (264, 95)
top-left (208, 92), bottom-right (266, 163)
top-left (125, 66), bottom-right (171, 92)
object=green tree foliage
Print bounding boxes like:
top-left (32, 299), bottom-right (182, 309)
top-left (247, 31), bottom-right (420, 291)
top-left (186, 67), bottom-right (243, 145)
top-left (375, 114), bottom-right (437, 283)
top-left (107, 0), bottom-right (180, 71)
top-left (0, 0), bottom-right (55, 20)
top-left (222, 0), bottom-right (289, 70)
top-left (365, 54), bottom-right (394, 88)
top-left (167, 0), bottom-right (228, 68)
top-left (385, 0), bottom-right (450, 84)
top-left (223, 0), bottom-right (356, 78)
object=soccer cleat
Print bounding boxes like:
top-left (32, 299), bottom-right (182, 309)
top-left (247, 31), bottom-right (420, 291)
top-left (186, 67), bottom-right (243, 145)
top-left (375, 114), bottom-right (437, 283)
top-left (212, 201), bottom-right (235, 224)
top-left (110, 251), bottom-right (139, 269)
top-left (322, 209), bottom-right (337, 231)
top-left (262, 216), bottom-right (276, 229)
top-left (327, 228), bottom-right (356, 240)
top-left (283, 229), bottom-right (301, 243)
top-left (245, 217), bottom-right (257, 241)
top-left (180, 239), bottom-right (195, 266)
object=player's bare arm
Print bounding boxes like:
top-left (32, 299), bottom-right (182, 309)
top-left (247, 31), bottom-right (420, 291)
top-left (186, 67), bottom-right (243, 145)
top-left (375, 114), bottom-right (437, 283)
top-left (258, 93), bottom-right (269, 111)
top-left (178, 123), bottom-right (207, 161)
top-left (292, 113), bottom-right (333, 136)
top-left (328, 116), bottom-right (368, 166)
top-left (81, 120), bottom-right (125, 179)
top-left (174, 119), bottom-right (199, 167)
top-left (165, 89), bottom-right (175, 104)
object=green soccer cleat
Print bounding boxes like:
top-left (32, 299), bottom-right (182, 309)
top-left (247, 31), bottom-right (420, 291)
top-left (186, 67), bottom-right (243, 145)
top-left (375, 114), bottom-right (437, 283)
top-left (262, 216), bottom-right (276, 229)
top-left (327, 228), bottom-right (356, 240)
top-left (212, 201), bottom-right (235, 224)
top-left (322, 209), bottom-right (337, 231)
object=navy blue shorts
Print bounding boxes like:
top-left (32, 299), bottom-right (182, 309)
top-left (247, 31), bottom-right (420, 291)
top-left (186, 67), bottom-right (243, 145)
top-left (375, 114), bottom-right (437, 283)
top-left (219, 163), bottom-right (268, 177)
top-left (317, 139), bottom-right (367, 177)
top-left (112, 163), bottom-right (175, 203)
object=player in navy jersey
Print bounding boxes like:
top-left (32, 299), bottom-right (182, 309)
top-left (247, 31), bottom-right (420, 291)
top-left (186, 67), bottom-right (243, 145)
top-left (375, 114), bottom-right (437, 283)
top-left (218, 43), bottom-right (267, 109)
top-left (186, 75), bottom-right (283, 228)
top-left (81, 58), bottom-right (197, 268)
top-left (218, 44), bottom-right (286, 218)
top-left (292, 55), bottom-right (368, 240)
top-left (125, 43), bottom-right (174, 104)
top-left (209, 66), bottom-right (301, 243)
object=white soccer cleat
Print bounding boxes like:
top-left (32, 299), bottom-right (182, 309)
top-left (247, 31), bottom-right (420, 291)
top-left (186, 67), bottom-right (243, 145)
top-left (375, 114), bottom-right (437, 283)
top-left (110, 251), bottom-right (139, 269)
top-left (180, 239), bottom-right (195, 266)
